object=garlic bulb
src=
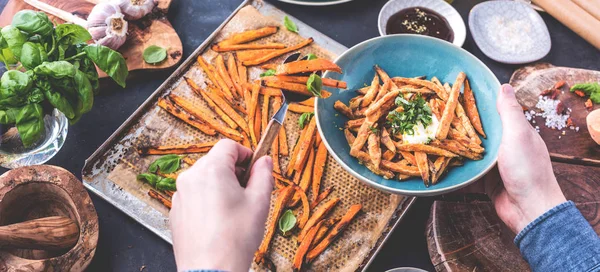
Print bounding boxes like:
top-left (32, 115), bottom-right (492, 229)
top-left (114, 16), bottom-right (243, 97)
top-left (113, 0), bottom-right (156, 21)
top-left (87, 3), bottom-right (128, 50)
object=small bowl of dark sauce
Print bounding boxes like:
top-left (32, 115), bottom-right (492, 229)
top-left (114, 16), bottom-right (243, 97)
top-left (378, 0), bottom-right (466, 47)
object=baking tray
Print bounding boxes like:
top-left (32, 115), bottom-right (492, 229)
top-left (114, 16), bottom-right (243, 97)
top-left (82, 0), bottom-right (416, 271)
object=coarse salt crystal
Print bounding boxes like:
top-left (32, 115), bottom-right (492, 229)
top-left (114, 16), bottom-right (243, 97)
top-left (535, 96), bottom-right (570, 130)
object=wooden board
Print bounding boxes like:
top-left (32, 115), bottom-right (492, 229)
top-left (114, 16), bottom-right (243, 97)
top-left (511, 63), bottom-right (600, 163)
top-left (427, 64), bottom-right (600, 271)
top-left (0, 0), bottom-right (183, 78)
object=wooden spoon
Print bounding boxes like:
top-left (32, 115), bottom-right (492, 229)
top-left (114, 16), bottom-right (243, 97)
top-left (0, 216), bottom-right (79, 250)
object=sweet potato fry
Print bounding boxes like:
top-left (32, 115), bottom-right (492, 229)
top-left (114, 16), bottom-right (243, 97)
top-left (227, 53), bottom-right (244, 98)
top-left (361, 74), bottom-right (380, 107)
top-left (255, 186), bottom-right (295, 264)
top-left (261, 63), bottom-right (278, 70)
top-left (350, 100), bottom-right (395, 156)
top-left (293, 220), bottom-right (323, 272)
top-left (381, 160), bottom-right (421, 177)
top-left (312, 141), bottom-right (327, 203)
top-left (310, 217), bottom-right (339, 248)
top-left (182, 157), bottom-right (197, 166)
top-left (185, 78), bottom-right (250, 134)
top-left (248, 83), bottom-right (261, 147)
top-left (374, 79), bottom-right (391, 102)
top-left (306, 204), bottom-right (362, 263)
top-left (237, 56), bottom-right (248, 84)
top-left (294, 185), bottom-right (311, 230)
top-left (294, 117), bottom-right (317, 172)
top-left (334, 100), bottom-right (353, 118)
top-left (241, 131), bottom-right (251, 149)
top-left (463, 79), bottom-right (486, 138)
top-left (448, 129), bottom-right (485, 153)
top-left (212, 42), bottom-right (286, 52)
top-left (288, 103), bottom-right (314, 113)
top-left (287, 124), bottom-right (309, 177)
top-left (380, 127), bottom-right (396, 153)
top-left (367, 132), bottom-right (382, 168)
top-left (349, 95), bottom-right (364, 110)
top-left (310, 186), bottom-right (334, 209)
top-left (148, 189), bottom-right (172, 209)
top-left (431, 157), bottom-right (451, 185)
top-left (382, 150), bottom-right (395, 161)
top-left (243, 38), bottom-right (314, 66)
top-left (394, 143), bottom-right (458, 157)
top-left (436, 72), bottom-right (466, 139)
top-left (300, 97), bottom-right (316, 107)
top-left (392, 77), bottom-right (446, 100)
top-left (185, 77), bottom-right (238, 130)
top-left (414, 152), bottom-right (430, 186)
top-left (215, 54), bottom-right (238, 99)
top-left (275, 59), bottom-right (342, 75)
top-left (443, 83), bottom-right (480, 144)
top-left (366, 161), bottom-right (395, 179)
top-left (237, 49), bottom-right (278, 62)
top-left (260, 86), bottom-right (283, 97)
top-left (262, 94), bottom-right (270, 135)
top-left (163, 190), bottom-right (174, 197)
top-left (374, 65), bottom-right (391, 82)
top-left (291, 147), bottom-right (315, 206)
top-left (344, 128), bottom-right (356, 146)
top-left (157, 98), bottom-right (217, 136)
top-left (430, 140), bottom-right (483, 160)
top-left (263, 77), bottom-right (332, 98)
top-left (169, 94), bottom-right (243, 141)
top-left (216, 26), bottom-right (278, 46)
top-left (357, 86), bottom-right (370, 95)
top-left (399, 151), bottom-right (417, 165)
top-left (139, 141), bottom-right (218, 155)
top-left (298, 197), bottom-right (340, 242)
top-left (365, 89), bottom-right (400, 116)
top-left (271, 75), bottom-right (348, 89)
top-left (196, 56), bottom-right (234, 102)
top-left (346, 118), bottom-right (364, 129)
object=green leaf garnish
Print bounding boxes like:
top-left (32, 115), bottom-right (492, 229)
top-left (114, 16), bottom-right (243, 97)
top-left (369, 126), bottom-right (379, 134)
top-left (298, 112), bottom-right (314, 129)
top-left (283, 16), bottom-right (299, 33)
top-left (387, 95), bottom-right (432, 135)
top-left (260, 69), bottom-right (276, 77)
top-left (137, 173), bottom-right (177, 191)
top-left (278, 209), bottom-right (297, 236)
top-left (571, 82), bottom-right (600, 103)
top-left (307, 73), bottom-right (322, 97)
top-left (143, 45), bottom-right (168, 65)
top-left (149, 155), bottom-right (182, 174)
top-left (306, 53), bottom-right (317, 60)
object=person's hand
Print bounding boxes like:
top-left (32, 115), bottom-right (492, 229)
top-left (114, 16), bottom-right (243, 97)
top-left (169, 139), bottom-right (273, 272)
top-left (485, 84), bottom-right (567, 234)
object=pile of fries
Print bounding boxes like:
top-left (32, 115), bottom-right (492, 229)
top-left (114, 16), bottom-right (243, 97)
top-left (337, 66), bottom-right (486, 187)
top-left (134, 24), bottom-right (362, 270)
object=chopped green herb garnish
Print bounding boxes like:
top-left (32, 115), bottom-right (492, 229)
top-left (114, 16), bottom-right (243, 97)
top-left (369, 126), bottom-right (379, 134)
top-left (387, 95), bottom-right (432, 135)
top-left (298, 112), bottom-right (314, 129)
top-left (260, 69), bottom-right (276, 77)
top-left (306, 53), bottom-right (317, 60)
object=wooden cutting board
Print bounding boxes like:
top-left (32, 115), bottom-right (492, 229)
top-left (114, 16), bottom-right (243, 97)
top-left (0, 0), bottom-right (183, 79)
top-left (426, 63), bottom-right (600, 271)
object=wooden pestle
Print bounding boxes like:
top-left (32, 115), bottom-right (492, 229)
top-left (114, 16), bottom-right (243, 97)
top-left (0, 216), bottom-right (79, 250)
top-left (533, 0), bottom-right (600, 50)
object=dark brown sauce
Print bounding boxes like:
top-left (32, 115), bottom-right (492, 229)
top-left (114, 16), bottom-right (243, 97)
top-left (386, 7), bottom-right (454, 43)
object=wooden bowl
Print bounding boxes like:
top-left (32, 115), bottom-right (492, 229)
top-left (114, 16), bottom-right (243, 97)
top-left (0, 165), bottom-right (99, 272)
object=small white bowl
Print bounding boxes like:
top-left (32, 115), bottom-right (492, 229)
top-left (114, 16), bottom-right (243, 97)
top-left (378, 0), bottom-right (466, 47)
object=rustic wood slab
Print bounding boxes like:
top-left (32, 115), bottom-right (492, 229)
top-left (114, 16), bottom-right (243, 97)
top-left (0, 165), bottom-right (99, 271)
top-left (427, 162), bottom-right (600, 272)
top-left (0, 0), bottom-right (183, 79)
top-left (511, 63), bottom-right (600, 163)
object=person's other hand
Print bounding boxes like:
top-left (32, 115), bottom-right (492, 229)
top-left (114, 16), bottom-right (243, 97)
top-left (486, 84), bottom-right (566, 234)
top-left (169, 139), bottom-right (273, 272)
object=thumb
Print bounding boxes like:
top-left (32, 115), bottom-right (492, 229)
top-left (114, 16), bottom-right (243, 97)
top-left (245, 156), bottom-right (274, 204)
top-left (497, 84), bottom-right (530, 132)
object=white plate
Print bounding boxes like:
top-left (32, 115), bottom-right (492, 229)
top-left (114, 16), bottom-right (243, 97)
top-left (378, 0), bottom-right (466, 47)
top-left (469, 1), bottom-right (551, 64)
top-left (277, 0), bottom-right (353, 6)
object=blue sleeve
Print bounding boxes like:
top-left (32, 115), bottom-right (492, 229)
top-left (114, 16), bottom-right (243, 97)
top-left (515, 201), bottom-right (600, 272)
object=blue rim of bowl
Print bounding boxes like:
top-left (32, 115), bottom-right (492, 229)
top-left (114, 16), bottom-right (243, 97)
top-left (315, 34), bottom-right (500, 196)
top-left (468, 1), bottom-right (551, 65)
top-left (278, 0), bottom-right (353, 6)
top-left (377, 0), bottom-right (466, 47)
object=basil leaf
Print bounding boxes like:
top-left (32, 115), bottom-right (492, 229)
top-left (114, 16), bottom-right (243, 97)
top-left (12, 10), bottom-right (53, 37)
top-left (73, 69), bottom-right (94, 117)
top-left (306, 73), bottom-right (322, 97)
top-left (21, 42), bottom-right (48, 70)
top-left (149, 155), bottom-right (182, 174)
top-left (34, 61), bottom-right (77, 78)
top-left (84, 45), bottom-right (128, 88)
top-left (571, 82), bottom-right (600, 96)
top-left (260, 69), bottom-right (276, 77)
top-left (143, 45), bottom-right (167, 64)
top-left (591, 91), bottom-right (600, 104)
top-left (156, 177), bottom-right (177, 191)
top-left (306, 53), bottom-right (317, 60)
top-left (78, 56), bottom-right (100, 92)
top-left (0, 70), bottom-right (32, 108)
top-left (278, 209), bottom-right (297, 236)
top-left (1, 26), bottom-right (27, 59)
top-left (55, 24), bottom-right (91, 45)
top-left (28, 88), bottom-right (45, 104)
top-left (0, 107), bottom-right (19, 124)
top-left (283, 16), bottom-right (299, 33)
top-left (39, 82), bottom-right (75, 119)
top-left (15, 103), bottom-right (44, 147)
top-left (298, 112), bottom-right (314, 129)
top-left (137, 173), bottom-right (161, 187)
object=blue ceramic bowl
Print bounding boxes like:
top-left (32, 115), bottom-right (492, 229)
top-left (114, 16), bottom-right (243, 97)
top-left (316, 35), bottom-right (501, 196)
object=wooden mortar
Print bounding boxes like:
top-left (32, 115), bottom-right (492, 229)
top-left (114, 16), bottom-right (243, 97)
top-left (0, 165), bottom-right (99, 271)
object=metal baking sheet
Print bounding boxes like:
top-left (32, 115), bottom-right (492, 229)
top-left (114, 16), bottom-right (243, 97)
top-left (82, 1), bottom-right (415, 271)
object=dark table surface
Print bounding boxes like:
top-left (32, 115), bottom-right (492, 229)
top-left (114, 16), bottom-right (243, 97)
top-left (1, 0), bottom-right (599, 271)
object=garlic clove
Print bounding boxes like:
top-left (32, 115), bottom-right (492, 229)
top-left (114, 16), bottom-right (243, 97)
top-left (87, 2), bottom-right (129, 50)
top-left (113, 0), bottom-right (156, 21)
top-left (88, 25), bottom-right (108, 41)
top-left (87, 3), bottom-right (122, 28)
